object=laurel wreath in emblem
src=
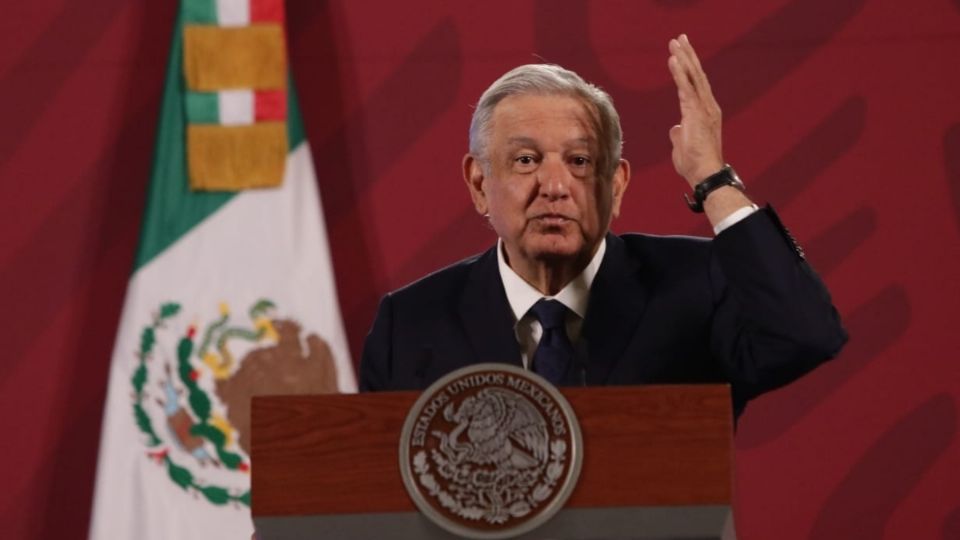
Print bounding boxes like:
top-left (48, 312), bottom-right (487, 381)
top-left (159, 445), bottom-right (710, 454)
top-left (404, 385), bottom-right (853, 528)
top-left (411, 388), bottom-right (567, 525)
top-left (130, 301), bottom-right (275, 507)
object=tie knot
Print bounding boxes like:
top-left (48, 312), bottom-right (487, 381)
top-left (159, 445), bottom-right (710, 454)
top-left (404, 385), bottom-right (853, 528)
top-left (530, 299), bottom-right (568, 330)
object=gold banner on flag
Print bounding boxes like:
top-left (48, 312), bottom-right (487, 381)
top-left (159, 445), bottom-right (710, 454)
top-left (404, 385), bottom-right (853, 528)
top-left (187, 123), bottom-right (287, 191)
top-left (183, 24), bottom-right (286, 91)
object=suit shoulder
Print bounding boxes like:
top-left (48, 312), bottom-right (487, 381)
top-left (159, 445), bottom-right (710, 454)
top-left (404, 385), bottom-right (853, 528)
top-left (387, 249), bottom-right (490, 305)
top-left (617, 232), bottom-right (712, 268)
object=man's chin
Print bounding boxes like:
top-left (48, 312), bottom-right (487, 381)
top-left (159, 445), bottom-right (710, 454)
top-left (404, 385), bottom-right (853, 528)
top-left (524, 236), bottom-right (588, 262)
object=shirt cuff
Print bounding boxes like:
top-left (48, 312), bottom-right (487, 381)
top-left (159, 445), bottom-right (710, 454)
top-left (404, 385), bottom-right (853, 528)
top-left (712, 204), bottom-right (759, 235)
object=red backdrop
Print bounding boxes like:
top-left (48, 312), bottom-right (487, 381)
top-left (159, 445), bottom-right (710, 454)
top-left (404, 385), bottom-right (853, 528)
top-left (2, 1), bottom-right (959, 538)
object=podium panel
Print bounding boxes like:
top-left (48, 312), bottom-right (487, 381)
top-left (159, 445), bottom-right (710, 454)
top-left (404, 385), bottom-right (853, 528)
top-left (252, 385), bottom-right (733, 539)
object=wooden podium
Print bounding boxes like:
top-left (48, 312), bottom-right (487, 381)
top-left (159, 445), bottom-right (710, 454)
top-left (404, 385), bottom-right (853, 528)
top-left (251, 385), bottom-right (734, 539)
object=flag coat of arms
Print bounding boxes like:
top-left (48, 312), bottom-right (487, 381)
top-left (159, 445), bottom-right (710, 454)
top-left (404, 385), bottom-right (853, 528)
top-left (89, 1), bottom-right (356, 538)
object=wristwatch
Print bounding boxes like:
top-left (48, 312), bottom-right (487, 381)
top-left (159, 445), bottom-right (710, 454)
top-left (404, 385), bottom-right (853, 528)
top-left (684, 164), bottom-right (744, 213)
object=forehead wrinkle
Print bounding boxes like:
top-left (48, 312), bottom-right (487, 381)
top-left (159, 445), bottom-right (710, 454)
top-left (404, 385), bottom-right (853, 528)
top-left (567, 136), bottom-right (595, 149)
top-left (503, 136), bottom-right (596, 149)
top-left (505, 136), bottom-right (538, 147)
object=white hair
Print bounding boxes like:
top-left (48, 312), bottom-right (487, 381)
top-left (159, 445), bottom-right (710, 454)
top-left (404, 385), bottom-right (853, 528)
top-left (468, 64), bottom-right (623, 179)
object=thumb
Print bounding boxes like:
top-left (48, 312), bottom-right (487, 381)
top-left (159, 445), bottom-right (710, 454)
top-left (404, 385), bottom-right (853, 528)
top-left (669, 124), bottom-right (682, 146)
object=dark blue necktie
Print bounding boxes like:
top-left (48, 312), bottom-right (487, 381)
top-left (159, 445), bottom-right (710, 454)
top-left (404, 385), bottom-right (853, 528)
top-left (530, 299), bottom-right (574, 385)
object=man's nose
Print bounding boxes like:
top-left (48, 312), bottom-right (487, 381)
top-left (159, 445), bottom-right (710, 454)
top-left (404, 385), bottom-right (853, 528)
top-left (536, 156), bottom-right (572, 199)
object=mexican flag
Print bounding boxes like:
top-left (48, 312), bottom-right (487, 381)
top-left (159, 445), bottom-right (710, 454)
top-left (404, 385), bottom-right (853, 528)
top-left (89, 2), bottom-right (356, 538)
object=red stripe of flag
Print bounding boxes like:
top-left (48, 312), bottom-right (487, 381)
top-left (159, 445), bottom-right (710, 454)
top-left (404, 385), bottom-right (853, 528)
top-left (251, 0), bottom-right (284, 23)
top-left (255, 90), bottom-right (287, 121)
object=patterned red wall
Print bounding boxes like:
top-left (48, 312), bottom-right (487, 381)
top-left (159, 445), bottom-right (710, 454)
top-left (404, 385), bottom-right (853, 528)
top-left (1, 1), bottom-right (959, 538)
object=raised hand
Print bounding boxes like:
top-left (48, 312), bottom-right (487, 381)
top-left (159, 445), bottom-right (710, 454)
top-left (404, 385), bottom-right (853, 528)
top-left (667, 34), bottom-right (724, 187)
top-left (668, 34), bottom-right (752, 224)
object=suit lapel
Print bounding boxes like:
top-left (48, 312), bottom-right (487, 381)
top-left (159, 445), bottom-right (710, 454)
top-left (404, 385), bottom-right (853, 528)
top-left (581, 233), bottom-right (648, 384)
top-left (458, 246), bottom-right (524, 368)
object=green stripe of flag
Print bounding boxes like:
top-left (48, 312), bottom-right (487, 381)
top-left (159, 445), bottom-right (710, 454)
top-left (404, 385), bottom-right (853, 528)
top-left (182, 0), bottom-right (217, 24)
top-left (134, 6), bottom-right (305, 270)
top-left (185, 92), bottom-right (220, 124)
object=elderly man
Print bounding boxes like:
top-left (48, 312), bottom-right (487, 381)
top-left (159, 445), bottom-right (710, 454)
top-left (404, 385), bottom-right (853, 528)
top-left (359, 35), bottom-right (846, 416)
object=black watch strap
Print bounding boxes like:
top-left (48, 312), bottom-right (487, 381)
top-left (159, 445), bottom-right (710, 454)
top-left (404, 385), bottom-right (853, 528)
top-left (684, 164), bottom-right (744, 213)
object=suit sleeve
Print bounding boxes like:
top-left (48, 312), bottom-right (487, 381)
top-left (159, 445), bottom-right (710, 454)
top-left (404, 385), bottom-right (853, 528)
top-left (708, 206), bottom-right (848, 406)
top-left (359, 293), bottom-right (395, 392)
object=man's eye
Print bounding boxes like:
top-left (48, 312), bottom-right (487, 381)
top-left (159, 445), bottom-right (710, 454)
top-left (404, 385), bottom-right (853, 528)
top-left (516, 155), bottom-right (536, 165)
top-left (513, 155), bottom-right (538, 171)
top-left (570, 156), bottom-right (591, 167)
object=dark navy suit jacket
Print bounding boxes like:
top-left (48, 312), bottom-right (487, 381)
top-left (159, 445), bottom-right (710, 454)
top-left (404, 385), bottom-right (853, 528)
top-left (359, 208), bottom-right (847, 416)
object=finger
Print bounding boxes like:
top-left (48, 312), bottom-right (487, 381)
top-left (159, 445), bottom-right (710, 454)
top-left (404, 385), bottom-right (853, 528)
top-left (668, 40), bottom-right (696, 92)
top-left (669, 124), bottom-right (683, 146)
top-left (670, 37), bottom-right (704, 102)
top-left (679, 34), bottom-right (714, 98)
top-left (669, 125), bottom-right (684, 175)
top-left (674, 35), bottom-right (710, 98)
top-left (679, 35), bottom-right (706, 82)
top-left (667, 52), bottom-right (696, 107)
top-left (667, 45), bottom-right (688, 89)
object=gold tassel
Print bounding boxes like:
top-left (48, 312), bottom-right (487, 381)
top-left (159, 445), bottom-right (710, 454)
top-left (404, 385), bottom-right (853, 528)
top-left (183, 24), bottom-right (286, 91)
top-left (187, 123), bottom-right (287, 191)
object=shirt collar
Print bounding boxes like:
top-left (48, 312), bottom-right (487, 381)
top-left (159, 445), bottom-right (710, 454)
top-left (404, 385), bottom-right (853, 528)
top-left (497, 237), bottom-right (606, 322)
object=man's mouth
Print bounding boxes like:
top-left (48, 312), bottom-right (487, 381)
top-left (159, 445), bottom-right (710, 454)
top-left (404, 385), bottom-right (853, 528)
top-left (531, 213), bottom-right (572, 227)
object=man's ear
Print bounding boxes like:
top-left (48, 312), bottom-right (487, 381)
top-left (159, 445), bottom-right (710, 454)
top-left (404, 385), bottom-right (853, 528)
top-left (463, 154), bottom-right (488, 215)
top-left (610, 158), bottom-right (631, 218)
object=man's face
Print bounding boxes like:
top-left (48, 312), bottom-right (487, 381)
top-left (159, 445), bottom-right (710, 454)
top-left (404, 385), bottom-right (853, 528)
top-left (464, 93), bottom-right (629, 271)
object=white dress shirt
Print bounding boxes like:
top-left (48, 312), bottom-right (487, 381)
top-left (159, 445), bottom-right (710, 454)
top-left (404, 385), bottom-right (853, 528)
top-left (497, 205), bottom-right (757, 368)
top-left (497, 238), bottom-right (605, 368)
